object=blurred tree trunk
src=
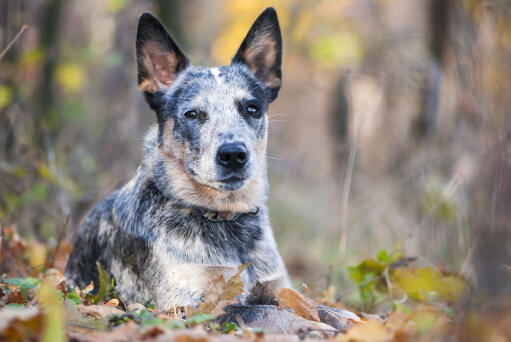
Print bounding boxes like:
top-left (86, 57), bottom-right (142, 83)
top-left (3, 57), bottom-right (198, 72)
top-left (414, 0), bottom-right (451, 139)
top-left (471, 137), bottom-right (511, 297)
top-left (0, 0), bottom-right (23, 159)
top-left (35, 0), bottom-right (64, 147)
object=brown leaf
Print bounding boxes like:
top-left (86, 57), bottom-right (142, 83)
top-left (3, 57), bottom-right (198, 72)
top-left (188, 263), bottom-right (249, 317)
top-left (277, 287), bottom-right (320, 322)
top-left (0, 306), bottom-right (44, 341)
top-left (77, 304), bottom-right (124, 319)
top-left (7, 287), bottom-right (26, 304)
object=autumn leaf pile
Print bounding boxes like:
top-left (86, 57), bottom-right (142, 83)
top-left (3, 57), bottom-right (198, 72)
top-left (1, 225), bottom-right (511, 342)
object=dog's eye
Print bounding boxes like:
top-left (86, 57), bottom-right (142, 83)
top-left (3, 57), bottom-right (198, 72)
top-left (184, 110), bottom-right (198, 119)
top-left (246, 104), bottom-right (260, 116)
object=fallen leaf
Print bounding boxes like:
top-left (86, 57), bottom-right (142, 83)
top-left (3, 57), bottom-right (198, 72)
top-left (187, 263), bottom-right (249, 317)
top-left (77, 304), bottom-right (124, 319)
top-left (337, 319), bottom-right (394, 342)
top-left (277, 287), bottom-right (320, 322)
top-left (0, 306), bottom-right (44, 341)
top-left (105, 298), bottom-right (119, 307)
top-left (7, 287), bottom-right (26, 304)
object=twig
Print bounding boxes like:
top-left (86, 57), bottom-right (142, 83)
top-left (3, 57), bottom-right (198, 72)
top-left (339, 136), bottom-right (357, 258)
top-left (0, 25), bottom-right (29, 60)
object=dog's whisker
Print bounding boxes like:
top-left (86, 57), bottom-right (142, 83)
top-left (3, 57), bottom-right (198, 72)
top-left (267, 155), bottom-right (284, 160)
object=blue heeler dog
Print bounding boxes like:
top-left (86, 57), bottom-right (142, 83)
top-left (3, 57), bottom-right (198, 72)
top-left (65, 8), bottom-right (352, 332)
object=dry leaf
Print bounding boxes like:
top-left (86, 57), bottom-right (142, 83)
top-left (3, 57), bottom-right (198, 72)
top-left (277, 287), bottom-right (320, 322)
top-left (77, 304), bottom-right (124, 319)
top-left (0, 306), bottom-right (44, 341)
top-left (337, 319), bottom-right (394, 342)
top-left (188, 263), bottom-right (249, 317)
top-left (105, 298), bottom-right (119, 307)
top-left (7, 287), bottom-right (26, 304)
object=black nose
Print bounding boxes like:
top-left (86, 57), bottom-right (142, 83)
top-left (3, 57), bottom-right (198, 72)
top-left (217, 142), bottom-right (248, 170)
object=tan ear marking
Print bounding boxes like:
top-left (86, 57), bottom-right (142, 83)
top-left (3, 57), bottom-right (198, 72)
top-left (139, 41), bottom-right (182, 93)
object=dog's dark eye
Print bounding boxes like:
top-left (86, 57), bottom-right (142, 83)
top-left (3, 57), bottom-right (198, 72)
top-left (184, 110), bottom-right (198, 119)
top-left (246, 104), bottom-right (260, 117)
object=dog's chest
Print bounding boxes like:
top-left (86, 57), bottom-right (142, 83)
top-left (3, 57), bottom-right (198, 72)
top-left (153, 210), bottom-right (263, 265)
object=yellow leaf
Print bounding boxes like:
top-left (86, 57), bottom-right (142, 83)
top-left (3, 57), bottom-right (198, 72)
top-left (393, 267), bottom-right (466, 302)
top-left (56, 63), bottom-right (85, 93)
top-left (0, 85), bottom-right (13, 109)
top-left (338, 319), bottom-right (394, 342)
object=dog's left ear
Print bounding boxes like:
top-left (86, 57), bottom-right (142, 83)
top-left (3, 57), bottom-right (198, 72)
top-left (232, 7), bottom-right (282, 102)
top-left (136, 12), bottom-right (189, 110)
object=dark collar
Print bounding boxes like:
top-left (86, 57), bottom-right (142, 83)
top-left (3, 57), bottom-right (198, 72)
top-left (195, 206), bottom-right (260, 222)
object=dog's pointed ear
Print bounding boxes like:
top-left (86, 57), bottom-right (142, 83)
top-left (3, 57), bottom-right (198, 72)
top-left (136, 12), bottom-right (189, 98)
top-left (231, 7), bottom-right (282, 102)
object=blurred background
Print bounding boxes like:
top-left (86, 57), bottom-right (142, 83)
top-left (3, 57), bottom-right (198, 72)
top-left (1, 0), bottom-right (510, 306)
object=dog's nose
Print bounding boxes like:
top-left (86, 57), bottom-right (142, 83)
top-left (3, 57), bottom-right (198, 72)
top-left (217, 143), bottom-right (248, 170)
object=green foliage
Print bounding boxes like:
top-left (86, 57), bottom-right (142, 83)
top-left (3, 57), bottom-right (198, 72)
top-left (165, 319), bottom-right (186, 330)
top-left (185, 313), bottom-right (215, 325)
top-left (86, 262), bottom-right (116, 304)
top-left (66, 291), bottom-right (82, 306)
top-left (6, 277), bottom-right (41, 297)
top-left (348, 249), bottom-right (467, 314)
top-left (134, 309), bottom-right (164, 326)
top-left (348, 249), bottom-right (405, 309)
top-left (221, 321), bottom-right (239, 334)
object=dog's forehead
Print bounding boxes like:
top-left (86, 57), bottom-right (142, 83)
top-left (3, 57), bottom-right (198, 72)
top-left (173, 65), bottom-right (264, 108)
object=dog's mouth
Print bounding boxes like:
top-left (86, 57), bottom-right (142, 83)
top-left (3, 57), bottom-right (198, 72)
top-left (217, 176), bottom-right (247, 191)
top-left (185, 165), bottom-right (248, 191)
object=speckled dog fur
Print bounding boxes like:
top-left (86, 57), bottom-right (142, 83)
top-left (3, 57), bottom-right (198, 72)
top-left (65, 8), bottom-right (289, 310)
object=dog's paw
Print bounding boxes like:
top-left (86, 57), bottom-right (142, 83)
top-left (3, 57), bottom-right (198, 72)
top-left (317, 304), bottom-right (361, 332)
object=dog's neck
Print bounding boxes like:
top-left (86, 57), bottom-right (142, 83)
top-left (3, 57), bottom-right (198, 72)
top-left (140, 126), bottom-right (267, 214)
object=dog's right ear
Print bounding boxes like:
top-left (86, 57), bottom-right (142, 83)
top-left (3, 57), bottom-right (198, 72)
top-left (136, 12), bottom-right (189, 111)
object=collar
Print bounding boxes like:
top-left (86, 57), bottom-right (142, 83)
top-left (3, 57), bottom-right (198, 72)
top-left (195, 206), bottom-right (260, 222)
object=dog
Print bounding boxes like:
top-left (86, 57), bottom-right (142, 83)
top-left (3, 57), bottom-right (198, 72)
top-left (65, 7), bottom-right (289, 310)
top-left (65, 8), bottom-right (353, 333)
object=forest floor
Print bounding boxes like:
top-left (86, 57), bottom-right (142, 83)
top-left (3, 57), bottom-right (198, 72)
top-left (1, 224), bottom-right (510, 342)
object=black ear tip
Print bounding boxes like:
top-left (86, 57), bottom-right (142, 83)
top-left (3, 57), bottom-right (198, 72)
top-left (139, 12), bottom-right (157, 21)
top-left (260, 7), bottom-right (278, 20)
top-left (138, 12), bottom-right (160, 29)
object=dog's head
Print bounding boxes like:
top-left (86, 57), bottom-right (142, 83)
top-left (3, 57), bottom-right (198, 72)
top-left (136, 8), bottom-right (282, 211)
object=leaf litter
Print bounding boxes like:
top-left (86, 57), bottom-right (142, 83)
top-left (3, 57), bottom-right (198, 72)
top-left (0, 225), bottom-right (507, 341)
